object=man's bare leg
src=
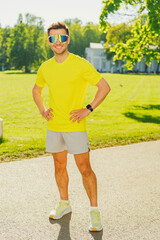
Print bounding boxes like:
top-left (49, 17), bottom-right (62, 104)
top-left (52, 150), bottom-right (69, 200)
top-left (74, 151), bottom-right (97, 206)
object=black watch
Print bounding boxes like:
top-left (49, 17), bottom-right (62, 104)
top-left (86, 104), bottom-right (93, 112)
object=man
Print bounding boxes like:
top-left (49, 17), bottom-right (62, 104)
top-left (32, 22), bottom-right (111, 232)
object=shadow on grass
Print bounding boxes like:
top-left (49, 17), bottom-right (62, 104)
top-left (0, 137), bottom-right (9, 144)
top-left (124, 112), bottom-right (160, 124)
top-left (123, 104), bottom-right (160, 124)
top-left (133, 105), bottom-right (160, 110)
top-left (104, 73), bottom-right (160, 76)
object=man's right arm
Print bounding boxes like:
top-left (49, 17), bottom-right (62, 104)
top-left (32, 84), bottom-right (53, 121)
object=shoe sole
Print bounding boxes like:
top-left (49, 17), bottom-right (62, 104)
top-left (89, 226), bottom-right (103, 232)
top-left (49, 207), bottom-right (72, 220)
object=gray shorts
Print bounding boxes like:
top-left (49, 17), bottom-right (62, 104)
top-left (46, 130), bottom-right (90, 154)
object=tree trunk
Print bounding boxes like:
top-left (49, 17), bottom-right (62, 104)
top-left (25, 65), bottom-right (31, 73)
top-left (156, 62), bottom-right (160, 74)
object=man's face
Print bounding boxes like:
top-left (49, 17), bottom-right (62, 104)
top-left (48, 29), bottom-right (70, 55)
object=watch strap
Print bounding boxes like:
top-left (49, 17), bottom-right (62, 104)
top-left (86, 104), bottom-right (93, 112)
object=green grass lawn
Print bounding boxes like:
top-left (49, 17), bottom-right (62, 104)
top-left (0, 71), bottom-right (160, 162)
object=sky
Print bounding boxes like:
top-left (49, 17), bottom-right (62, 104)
top-left (0, 0), bottom-right (139, 30)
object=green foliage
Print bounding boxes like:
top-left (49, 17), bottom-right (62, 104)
top-left (0, 16), bottom-right (106, 70)
top-left (7, 13), bottom-right (46, 72)
top-left (0, 26), bottom-right (2, 49)
top-left (63, 18), bottom-right (83, 26)
top-left (100, 0), bottom-right (146, 32)
top-left (104, 22), bottom-right (132, 60)
top-left (68, 22), bottom-right (104, 57)
top-left (105, 23), bottom-right (133, 47)
top-left (100, 0), bottom-right (160, 69)
top-left (82, 24), bottom-right (102, 46)
top-left (0, 26), bottom-right (11, 70)
top-left (111, 17), bottom-right (160, 69)
top-left (145, 0), bottom-right (160, 35)
top-left (68, 23), bottom-right (84, 56)
top-left (64, 19), bottom-right (106, 57)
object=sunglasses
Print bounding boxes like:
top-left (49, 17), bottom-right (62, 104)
top-left (48, 35), bottom-right (69, 43)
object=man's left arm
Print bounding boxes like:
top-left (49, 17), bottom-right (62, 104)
top-left (69, 78), bottom-right (111, 123)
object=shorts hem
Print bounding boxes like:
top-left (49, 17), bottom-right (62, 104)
top-left (46, 148), bottom-right (68, 153)
top-left (68, 147), bottom-right (90, 155)
top-left (46, 148), bottom-right (90, 154)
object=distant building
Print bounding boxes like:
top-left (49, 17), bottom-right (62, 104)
top-left (85, 42), bottom-right (109, 72)
top-left (85, 42), bottom-right (160, 73)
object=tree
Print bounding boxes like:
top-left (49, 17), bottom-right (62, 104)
top-left (63, 19), bottom-right (106, 57)
top-left (64, 18), bottom-right (83, 27)
top-left (0, 26), bottom-right (11, 70)
top-left (8, 13), bottom-right (46, 72)
top-left (104, 22), bottom-right (133, 60)
top-left (82, 24), bottom-right (104, 47)
top-left (68, 23), bottom-right (84, 56)
top-left (111, 16), bottom-right (160, 70)
top-left (100, 0), bottom-right (160, 70)
top-left (105, 23), bottom-right (132, 46)
top-left (1, 16), bottom-right (107, 70)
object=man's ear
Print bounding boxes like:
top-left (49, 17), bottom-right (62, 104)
top-left (48, 38), bottom-right (51, 46)
top-left (67, 36), bottom-right (70, 45)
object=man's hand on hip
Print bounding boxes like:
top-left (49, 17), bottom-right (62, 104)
top-left (69, 108), bottom-right (91, 123)
top-left (41, 108), bottom-right (54, 121)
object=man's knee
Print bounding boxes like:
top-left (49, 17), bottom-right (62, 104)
top-left (74, 152), bottom-right (92, 177)
top-left (79, 164), bottom-right (92, 177)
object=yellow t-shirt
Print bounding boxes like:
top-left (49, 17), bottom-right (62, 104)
top-left (36, 53), bottom-right (102, 132)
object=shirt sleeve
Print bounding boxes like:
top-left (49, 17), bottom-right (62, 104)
top-left (82, 59), bottom-right (102, 86)
top-left (35, 64), bottom-right (46, 88)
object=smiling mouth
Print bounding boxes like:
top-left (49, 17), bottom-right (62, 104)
top-left (55, 45), bottom-right (63, 49)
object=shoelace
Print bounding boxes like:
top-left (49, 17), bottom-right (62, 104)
top-left (55, 201), bottom-right (63, 210)
top-left (56, 201), bottom-right (68, 210)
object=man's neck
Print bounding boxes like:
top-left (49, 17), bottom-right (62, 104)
top-left (54, 51), bottom-right (70, 63)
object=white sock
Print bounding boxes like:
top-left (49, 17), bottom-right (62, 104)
top-left (61, 199), bottom-right (69, 204)
top-left (90, 206), bottom-right (99, 211)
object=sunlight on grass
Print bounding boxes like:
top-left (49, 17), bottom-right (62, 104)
top-left (0, 71), bottom-right (160, 162)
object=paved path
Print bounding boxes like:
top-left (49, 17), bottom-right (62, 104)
top-left (0, 140), bottom-right (160, 240)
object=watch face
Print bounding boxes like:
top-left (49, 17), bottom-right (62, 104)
top-left (86, 104), bottom-right (93, 111)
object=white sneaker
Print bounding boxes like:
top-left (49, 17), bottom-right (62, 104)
top-left (49, 200), bottom-right (72, 219)
top-left (89, 209), bottom-right (103, 231)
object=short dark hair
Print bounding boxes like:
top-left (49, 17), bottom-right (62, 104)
top-left (47, 22), bottom-right (69, 36)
